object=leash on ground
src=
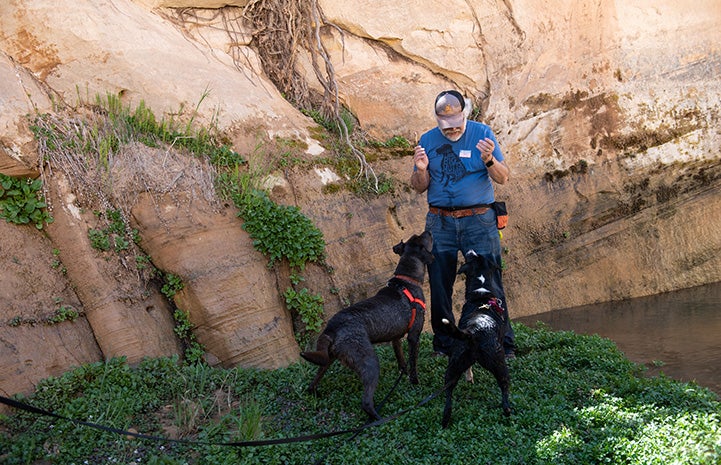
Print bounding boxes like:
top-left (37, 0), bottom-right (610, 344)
top-left (311, 370), bottom-right (405, 465)
top-left (0, 394), bottom-right (356, 447)
top-left (0, 377), bottom-right (450, 450)
top-left (312, 373), bottom-right (451, 465)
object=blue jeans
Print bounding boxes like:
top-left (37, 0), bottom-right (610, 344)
top-left (425, 208), bottom-right (516, 353)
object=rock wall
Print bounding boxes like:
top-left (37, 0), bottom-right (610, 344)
top-left (0, 0), bottom-right (719, 399)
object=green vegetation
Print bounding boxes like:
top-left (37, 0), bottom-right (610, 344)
top-left (0, 173), bottom-right (53, 229)
top-left (283, 286), bottom-right (324, 348)
top-left (95, 92), bottom-right (240, 162)
top-left (47, 305), bottom-right (80, 324)
top-left (31, 93), bottom-right (330, 348)
top-left (233, 187), bottom-right (326, 342)
top-left (87, 208), bottom-right (139, 253)
top-left (160, 273), bottom-right (205, 365)
top-left (161, 273), bottom-right (185, 300)
top-left (171, 309), bottom-right (205, 366)
top-left (235, 189), bottom-right (325, 270)
top-left (50, 248), bottom-right (68, 274)
top-left (368, 135), bottom-right (412, 149)
top-left (6, 304), bottom-right (80, 328)
top-left (302, 106), bottom-right (356, 137)
top-left (1, 324), bottom-right (718, 465)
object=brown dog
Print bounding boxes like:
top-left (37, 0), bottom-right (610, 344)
top-left (301, 230), bottom-right (433, 420)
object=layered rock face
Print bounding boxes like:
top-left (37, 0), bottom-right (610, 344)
top-left (0, 0), bottom-right (719, 399)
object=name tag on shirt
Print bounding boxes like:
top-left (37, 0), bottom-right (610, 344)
top-left (459, 150), bottom-right (472, 158)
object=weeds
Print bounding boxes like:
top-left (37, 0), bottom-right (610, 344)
top-left (1, 325), bottom-right (719, 464)
top-left (0, 173), bottom-right (53, 230)
top-left (159, 273), bottom-right (206, 365)
top-left (47, 306), bottom-right (80, 324)
top-left (171, 309), bottom-right (205, 365)
top-left (5, 305), bottom-right (81, 327)
top-left (284, 286), bottom-right (324, 348)
top-left (235, 189), bottom-right (325, 270)
top-left (87, 208), bottom-right (138, 253)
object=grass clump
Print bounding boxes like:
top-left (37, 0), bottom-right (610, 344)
top-left (1, 324), bottom-right (719, 464)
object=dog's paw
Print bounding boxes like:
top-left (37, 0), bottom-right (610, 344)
top-left (442, 318), bottom-right (450, 325)
top-left (464, 367), bottom-right (474, 383)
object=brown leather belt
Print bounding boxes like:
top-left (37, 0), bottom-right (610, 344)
top-left (429, 205), bottom-right (490, 218)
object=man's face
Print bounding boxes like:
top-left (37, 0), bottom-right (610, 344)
top-left (440, 120), bottom-right (466, 142)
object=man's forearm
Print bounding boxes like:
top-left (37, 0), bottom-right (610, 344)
top-left (488, 160), bottom-right (510, 185)
top-left (410, 169), bottom-right (430, 193)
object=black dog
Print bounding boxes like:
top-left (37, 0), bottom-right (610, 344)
top-left (301, 231), bottom-right (433, 420)
top-left (441, 250), bottom-right (511, 427)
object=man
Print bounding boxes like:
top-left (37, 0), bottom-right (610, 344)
top-left (411, 89), bottom-right (516, 358)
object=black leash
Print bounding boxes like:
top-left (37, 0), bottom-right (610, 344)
top-left (376, 370), bottom-right (405, 412)
top-left (311, 370), bottom-right (405, 464)
top-left (0, 378), bottom-right (450, 450)
top-left (0, 394), bottom-right (361, 447)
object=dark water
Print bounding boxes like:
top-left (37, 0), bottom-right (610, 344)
top-left (517, 281), bottom-right (721, 396)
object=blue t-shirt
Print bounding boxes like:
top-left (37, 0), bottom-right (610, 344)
top-left (416, 120), bottom-right (504, 208)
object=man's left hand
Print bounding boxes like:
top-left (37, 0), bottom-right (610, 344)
top-left (477, 138), bottom-right (495, 163)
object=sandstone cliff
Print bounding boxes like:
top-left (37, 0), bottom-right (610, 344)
top-left (1, 0), bottom-right (719, 399)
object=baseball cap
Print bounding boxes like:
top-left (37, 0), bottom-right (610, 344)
top-left (434, 90), bottom-right (466, 129)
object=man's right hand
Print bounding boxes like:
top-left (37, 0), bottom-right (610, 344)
top-left (413, 145), bottom-right (429, 171)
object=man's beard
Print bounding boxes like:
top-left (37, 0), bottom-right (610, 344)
top-left (442, 128), bottom-right (463, 142)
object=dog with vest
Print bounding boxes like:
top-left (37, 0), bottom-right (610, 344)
top-left (301, 230), bottom-right (433, 420)
top-left (441, 249), bottom-right (512, 427)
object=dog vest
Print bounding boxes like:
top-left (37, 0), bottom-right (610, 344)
top-left (388, 276), bottom-right (426, 330)
top-left (401, 288), bottom-right (426, 330)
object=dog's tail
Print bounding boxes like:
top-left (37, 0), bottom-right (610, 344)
top-left (300, 350), bottom-right (330, 366)
top-left (300, 333), bottom-right (333, 366)
top-left (442, 318), bottom-right (473, 341)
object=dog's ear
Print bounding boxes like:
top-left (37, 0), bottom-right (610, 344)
top-left (392, 240), bottom-right (406, 256)
top-left (420, 230), bottom-right (433, 252)
top-left (480, 254), bottom-right (501, 271)
top-left (458, 262), bottom-right (470, 275)
top-left (422, 248), bottom-right (435, 264)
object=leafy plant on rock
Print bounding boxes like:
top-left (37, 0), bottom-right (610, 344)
top-left (235, 189), bottom-right (325, 271)
top-left (0, 174), bottom-right (53, 230)
top-left (284, 286), bottom-right (324, 348)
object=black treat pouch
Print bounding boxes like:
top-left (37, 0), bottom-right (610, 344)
top-left (492, 201), bottom-right (508, 229)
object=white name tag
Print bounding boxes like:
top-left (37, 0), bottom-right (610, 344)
top-left (459, 150), bottom-right (472, 158)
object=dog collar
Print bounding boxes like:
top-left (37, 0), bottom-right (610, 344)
top-left (393, 274), bottom-right (423, 287)
top-left (488, 298), bottom-right (504, 316)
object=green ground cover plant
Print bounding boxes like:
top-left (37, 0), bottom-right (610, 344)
top-left (0, 173), bottom-right (53, 229)
top-left (1, 323), bottom-right (719, 464)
